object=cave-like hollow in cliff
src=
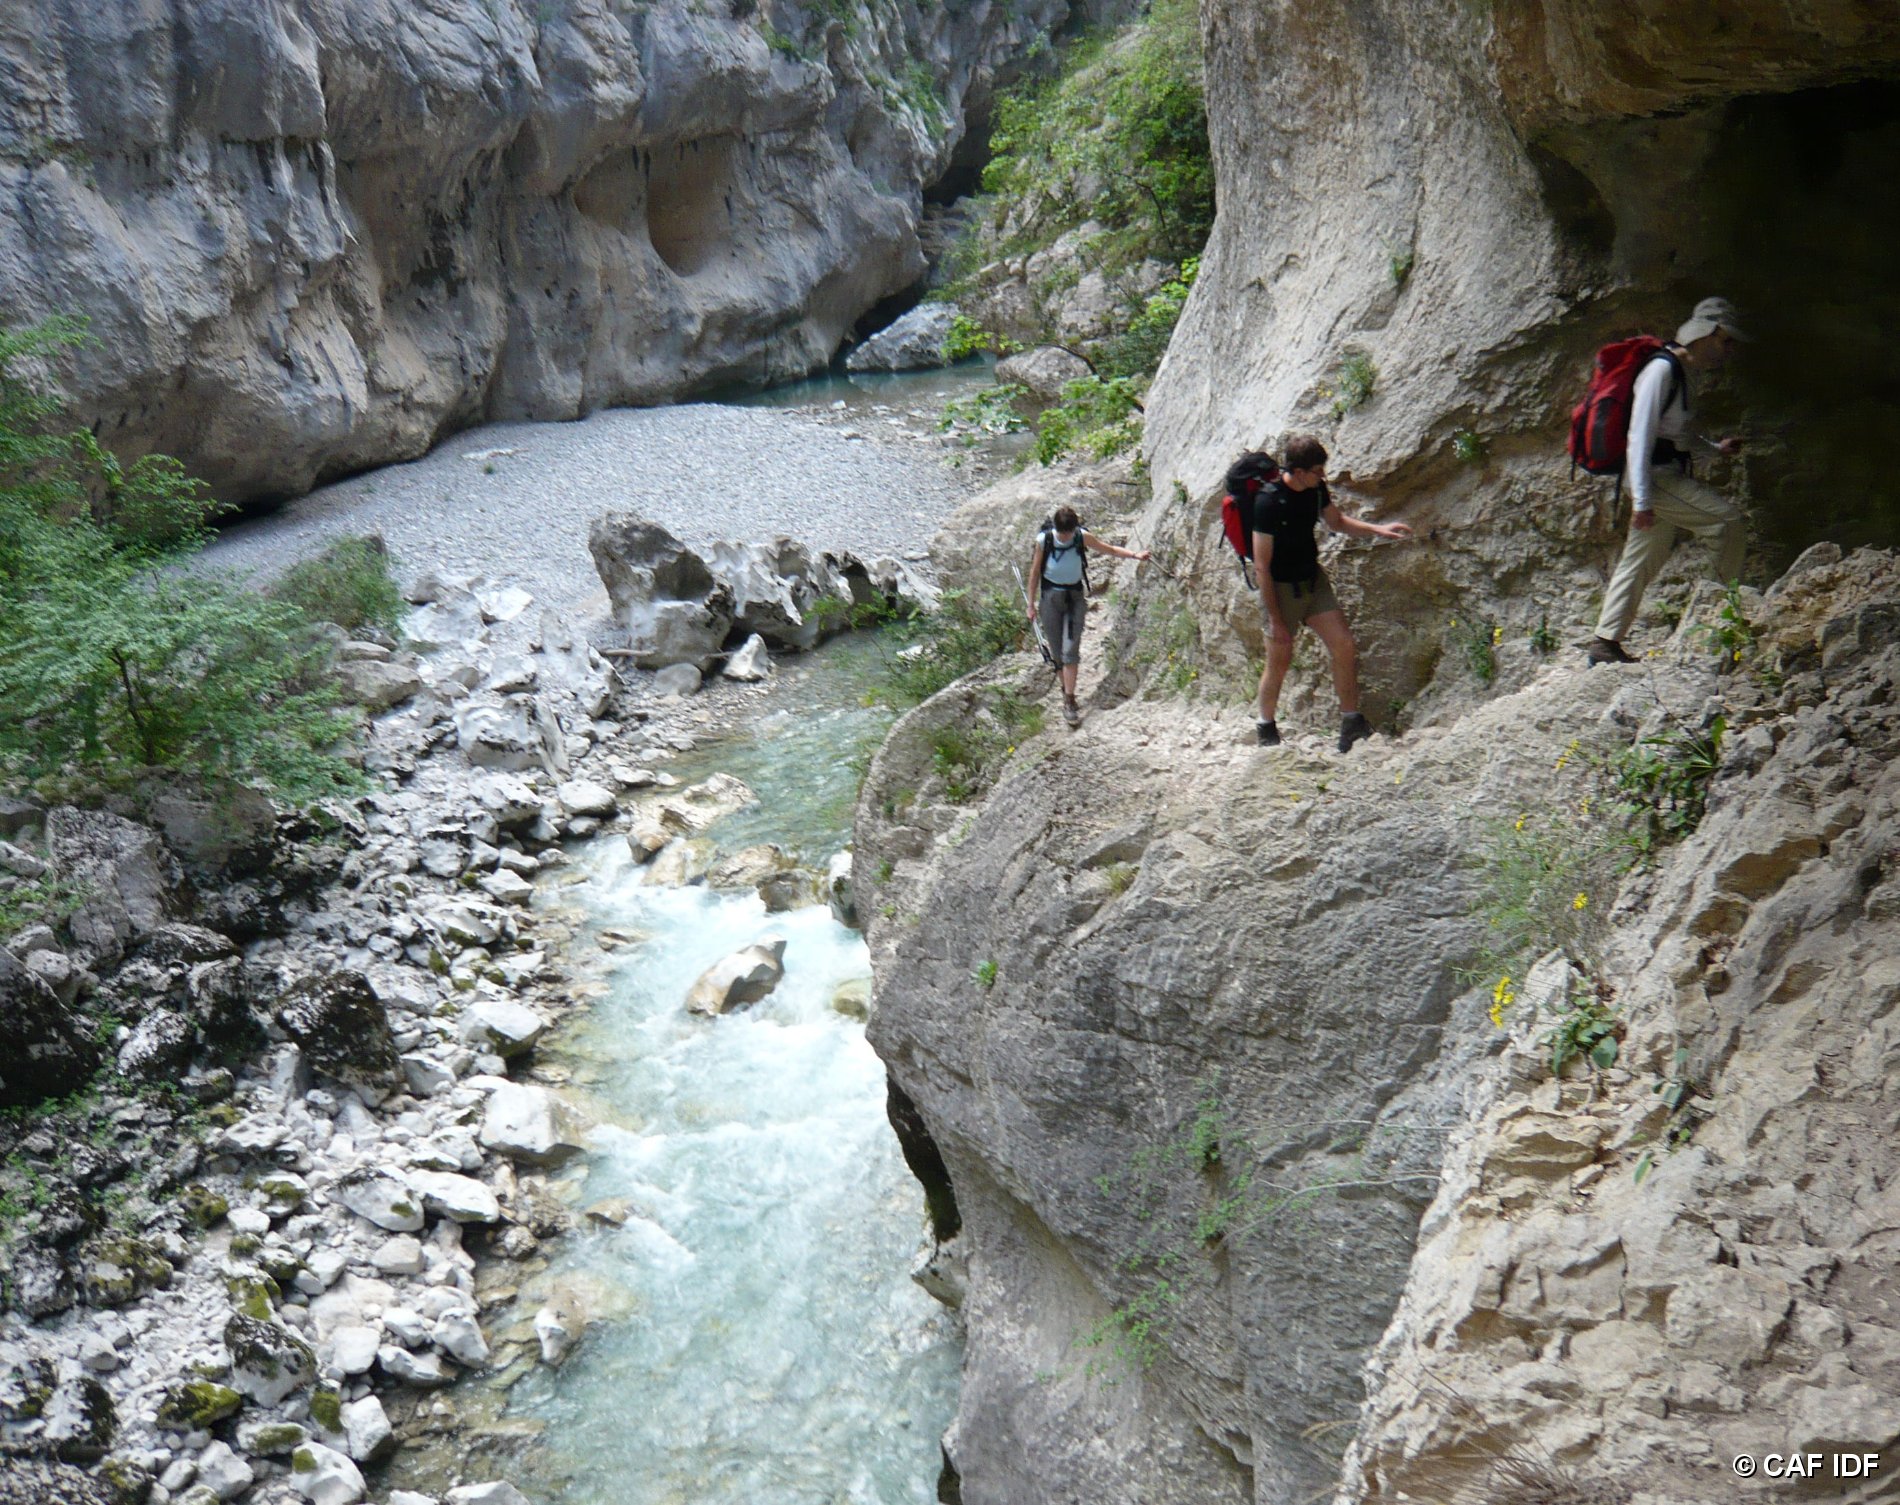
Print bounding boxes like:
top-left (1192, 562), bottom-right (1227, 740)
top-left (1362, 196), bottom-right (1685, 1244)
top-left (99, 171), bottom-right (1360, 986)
top-left (1543, 79), bottom-right (1900, 571)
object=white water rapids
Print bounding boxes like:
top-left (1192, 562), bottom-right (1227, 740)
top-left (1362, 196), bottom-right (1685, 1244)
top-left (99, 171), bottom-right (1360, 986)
top-left (493, 645), bottom-right (959, 1504)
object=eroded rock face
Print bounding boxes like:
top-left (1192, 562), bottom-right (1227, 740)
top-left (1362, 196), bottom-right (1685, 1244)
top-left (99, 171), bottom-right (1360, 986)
top-left (0, 0), bottom-right (1096, 502)
top-left (858, 659), bottom-right (1663, 1502)
top-left (1342, 550), bottom-right (1900, 1504)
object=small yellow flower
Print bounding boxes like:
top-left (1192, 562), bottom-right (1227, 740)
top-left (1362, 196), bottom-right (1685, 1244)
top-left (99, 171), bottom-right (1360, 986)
top-left (1573, 892), bottom-right (1589, 911)
top-left (1394, 769), bottom-right (1405, 784)
top-left (1489, 974), bottom-right (1516, 1028)
top-left (1577, 796), bottom-right (1593, 819)
top-left (1513, 813), bottom-right (1528, 832)
top-left (1449, 618), bottom-right (1459, 629)
top-left (1733, 649), bottom-right (1743, 663)
top-left (1491, 625), bottom-right (1503, 646)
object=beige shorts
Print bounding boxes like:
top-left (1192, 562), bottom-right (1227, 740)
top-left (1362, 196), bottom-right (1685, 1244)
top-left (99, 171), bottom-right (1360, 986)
top-left (1261, 569), bottom-right (1340, 630)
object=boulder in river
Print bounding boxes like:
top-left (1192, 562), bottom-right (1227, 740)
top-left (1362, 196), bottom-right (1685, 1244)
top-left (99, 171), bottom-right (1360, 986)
top-left (723, 632), bottom-right (771, 681)
top-left (685, 939), bottom-right (788, 1016)
top-left (846, 302), bottom-right (962, 372)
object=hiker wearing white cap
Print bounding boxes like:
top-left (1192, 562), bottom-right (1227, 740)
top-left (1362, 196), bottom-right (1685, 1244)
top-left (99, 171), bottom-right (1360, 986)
top-left (1584, 297), bottom-right (1751, 667)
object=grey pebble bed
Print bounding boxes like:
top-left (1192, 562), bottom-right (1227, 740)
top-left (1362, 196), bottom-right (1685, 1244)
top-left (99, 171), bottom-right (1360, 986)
top-left (202, 402), bottom-right (976, 625)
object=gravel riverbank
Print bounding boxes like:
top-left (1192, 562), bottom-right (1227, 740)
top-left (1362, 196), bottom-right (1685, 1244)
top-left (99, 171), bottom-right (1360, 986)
top-left (204, 401), bottom-right (982, 624)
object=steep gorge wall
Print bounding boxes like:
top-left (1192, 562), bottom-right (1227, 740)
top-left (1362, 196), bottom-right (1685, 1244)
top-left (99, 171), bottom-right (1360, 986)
top-left (0, 0), bottom-right (1089, 502)
top-left (863, 3), bottom-right (1900, 1503)
top-left (1141, 0), bottom-right (1900, 699)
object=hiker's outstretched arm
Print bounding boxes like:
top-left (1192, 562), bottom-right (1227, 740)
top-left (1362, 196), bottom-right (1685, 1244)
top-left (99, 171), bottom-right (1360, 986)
top-left (1083, 534), bottom-right (1151, 561)
top-left (1323, 503), bottom-right (1412, 542)
top-left (1026, 542), bottom-right (1044, 620)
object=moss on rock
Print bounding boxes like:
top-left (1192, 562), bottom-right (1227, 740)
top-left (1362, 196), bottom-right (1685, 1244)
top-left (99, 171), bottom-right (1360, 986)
top-left (76, 1235), bottom-right (173, 1308)
top-left (306, 1384), bottom-right (344, 1433)
top-left (154, 1380), bottom-right (243, 1430)
top-left (178, 1184), bottom-right (230, 1228)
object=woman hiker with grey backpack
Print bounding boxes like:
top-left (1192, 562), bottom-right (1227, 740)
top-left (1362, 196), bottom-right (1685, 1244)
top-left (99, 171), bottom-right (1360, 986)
top-left (1026, 504), bottom-right (1151, 725)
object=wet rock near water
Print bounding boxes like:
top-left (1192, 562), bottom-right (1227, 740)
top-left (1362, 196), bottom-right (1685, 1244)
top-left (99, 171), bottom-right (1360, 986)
top-left (590, 513), bottom-right (933, 674)
top-left (684, 939), bottom-right (789, 1017)
top-left (845, 303), bottom-right (963, 373)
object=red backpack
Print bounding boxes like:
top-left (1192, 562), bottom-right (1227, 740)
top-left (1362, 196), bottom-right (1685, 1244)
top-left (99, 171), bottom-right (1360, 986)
top-left (1220, 452), bottom-right (1281, 587)
top-left (1568, 336), bottom-right (1685, 495)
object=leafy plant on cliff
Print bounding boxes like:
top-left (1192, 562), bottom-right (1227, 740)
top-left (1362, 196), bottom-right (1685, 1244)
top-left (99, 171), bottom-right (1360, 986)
top-left (0, 319), bottom-right (363, 802)
top-left (1034, 375), bottom-right (1143, 465)
top-left (1543, 986), bottom-right (1622, 1077)
top-left (1608, 717), bottom-right (1725, 851)
top-left (873, 586), bottom-right (1025, 706)
top-left (979, 0), bottom-right (1212, 272)
top-left (1082, 1083), bottom-right (1436, 1375)
top-left (1331, 350), bottom-right (1378, 418)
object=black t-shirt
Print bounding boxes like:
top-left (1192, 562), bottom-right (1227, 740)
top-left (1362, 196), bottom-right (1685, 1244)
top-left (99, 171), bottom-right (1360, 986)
top-left (1253, 478), bottom-right (1328, 583)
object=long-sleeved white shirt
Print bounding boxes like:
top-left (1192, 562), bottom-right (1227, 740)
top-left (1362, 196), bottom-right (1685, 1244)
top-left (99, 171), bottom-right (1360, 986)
top-left (1625, 352), bottom-right (1692, 511)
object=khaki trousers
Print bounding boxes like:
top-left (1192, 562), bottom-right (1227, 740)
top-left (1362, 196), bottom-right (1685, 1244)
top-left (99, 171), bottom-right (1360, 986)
top-left (1595, 467), bottom-right (1745, 643)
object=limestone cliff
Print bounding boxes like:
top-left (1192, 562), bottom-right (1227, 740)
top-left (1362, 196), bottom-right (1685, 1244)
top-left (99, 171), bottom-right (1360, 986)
top-left (0, 0), bottom-right (1095, 501)
top-left (859, 2), bottom-right (1900, 1501)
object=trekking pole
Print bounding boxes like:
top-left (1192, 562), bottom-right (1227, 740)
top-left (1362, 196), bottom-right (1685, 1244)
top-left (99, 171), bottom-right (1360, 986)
top-left (1012, 565), bottom-right (1058, 674)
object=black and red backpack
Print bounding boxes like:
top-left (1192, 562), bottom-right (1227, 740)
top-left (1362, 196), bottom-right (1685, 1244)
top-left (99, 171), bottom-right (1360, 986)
top-left (1220, 451), bottom-right (1281, 588)
top-left (1567, 336), bottom-right (1686, 499)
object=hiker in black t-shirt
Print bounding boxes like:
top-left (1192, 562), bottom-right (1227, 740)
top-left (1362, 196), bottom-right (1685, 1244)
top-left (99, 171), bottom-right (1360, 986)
top-left (1252, 435), bottom-right (1412, 753)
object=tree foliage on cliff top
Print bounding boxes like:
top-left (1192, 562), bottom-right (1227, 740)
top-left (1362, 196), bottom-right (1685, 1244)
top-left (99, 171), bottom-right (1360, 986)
top-left (977, 0), bottom-right (1212, 271)
top-left (936, 0), bottom-right (1210, 462)
top-left (0, 320), bottom-right (364, 802)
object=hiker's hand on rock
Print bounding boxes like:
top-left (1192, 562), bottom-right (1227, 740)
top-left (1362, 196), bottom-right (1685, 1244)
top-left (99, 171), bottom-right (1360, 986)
top-left (1136, 549), bottom-right (1152, 562)
top-left (1378, 523), bottom-right (1413, 541)
top-left (1633, 510), bottom-right (1657, 530)
top-left (1719, 435), bottom-right (1744, 456)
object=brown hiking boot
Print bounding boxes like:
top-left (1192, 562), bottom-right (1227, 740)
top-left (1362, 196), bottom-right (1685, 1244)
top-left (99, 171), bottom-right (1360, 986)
top-left (1585, 636), bottom-right (1637, 666)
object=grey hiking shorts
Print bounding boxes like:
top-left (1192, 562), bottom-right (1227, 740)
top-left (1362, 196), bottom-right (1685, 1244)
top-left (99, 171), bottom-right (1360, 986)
top-left (1039, 585), bottom-right (1086, 666)
top-left (1261, 568), bottom-right (1340, 631)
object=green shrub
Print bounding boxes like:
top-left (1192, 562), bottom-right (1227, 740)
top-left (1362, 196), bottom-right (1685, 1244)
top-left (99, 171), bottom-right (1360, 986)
top-left (0, 319), bottom-right (363, 802)
top-left (939, 384), bottom-right (1028, 440)
top-left (1096, 258), bottom-right (1198, 380)
top-left (1331, 351), bottom-right (1377, 418)
top-left (876, 588), bottom-right (1025, 706)
top-left (269, 536), bottom-right (403, 636)
top-left (1034, 376), bottom-right (1143, 465)
top-left (940, 315), bottom-right (1020, 364)
top-left (1451, 428), bottom-right (1487, 465)
top-left (980, 0), bottom-right (1212, 271)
